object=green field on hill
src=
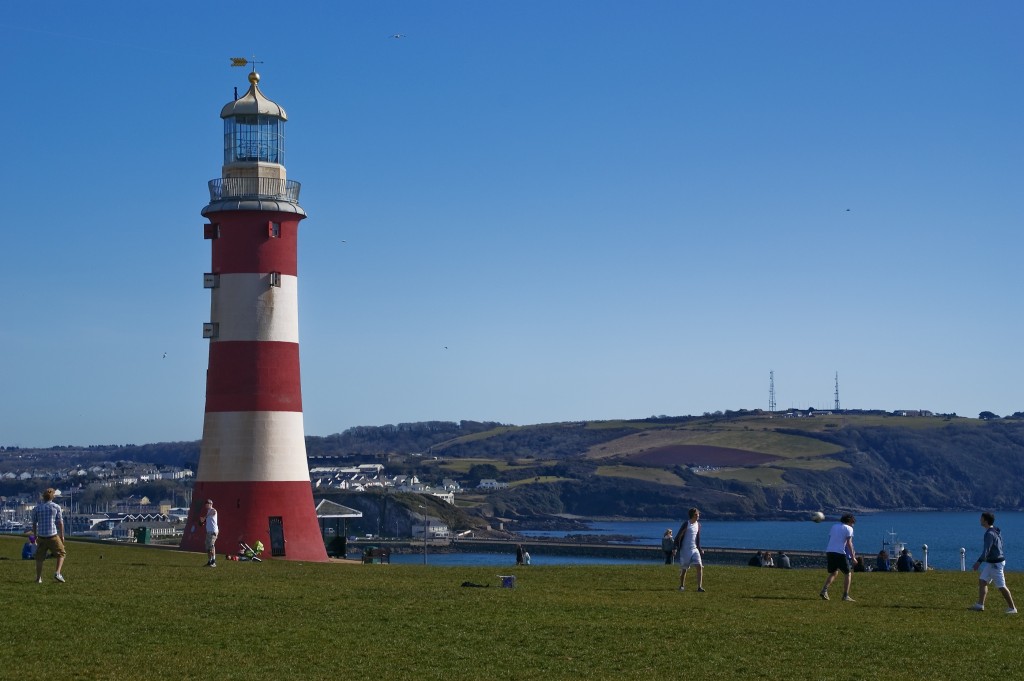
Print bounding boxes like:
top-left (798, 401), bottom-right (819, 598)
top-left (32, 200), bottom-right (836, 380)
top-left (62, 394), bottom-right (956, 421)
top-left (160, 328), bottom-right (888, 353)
top-left (584, 424), bottom-right (844, 461)
top-left (1, 536), bottom-right (1019, 680)
top-left (594, 465), bottom-right (687, 487)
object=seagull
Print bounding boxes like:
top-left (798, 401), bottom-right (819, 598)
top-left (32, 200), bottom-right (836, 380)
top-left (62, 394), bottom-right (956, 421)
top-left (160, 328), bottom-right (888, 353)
top-left (390, 34), bottom-right (406, 39)
top-left (162, 352), bottom-right (167, 359)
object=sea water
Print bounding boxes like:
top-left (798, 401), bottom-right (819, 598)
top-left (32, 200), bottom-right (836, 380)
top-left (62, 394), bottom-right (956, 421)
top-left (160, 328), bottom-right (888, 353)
top-left (389, 511), bottom-right (1024, 570)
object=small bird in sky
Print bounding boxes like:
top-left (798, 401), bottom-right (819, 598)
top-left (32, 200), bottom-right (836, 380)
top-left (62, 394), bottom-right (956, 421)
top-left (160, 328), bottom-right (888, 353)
top-left (845, 208), bottom-right (851, 212)
top-left (162, 352), bottom-right (167, 359)
top-left (390, 34), bottom-right (406, 39)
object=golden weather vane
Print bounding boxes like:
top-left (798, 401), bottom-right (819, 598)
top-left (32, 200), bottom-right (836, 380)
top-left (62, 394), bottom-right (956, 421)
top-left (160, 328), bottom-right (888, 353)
top-left (229, 56), bottom-right (264, 72)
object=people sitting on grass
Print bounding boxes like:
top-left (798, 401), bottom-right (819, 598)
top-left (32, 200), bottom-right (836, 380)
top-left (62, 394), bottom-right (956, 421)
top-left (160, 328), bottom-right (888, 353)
top-left (876, 549), bottom-right (891, 572)
top-left (896, 548), bottom-right (915, 572)
top-left (22, 535), bottom-right (37, 560)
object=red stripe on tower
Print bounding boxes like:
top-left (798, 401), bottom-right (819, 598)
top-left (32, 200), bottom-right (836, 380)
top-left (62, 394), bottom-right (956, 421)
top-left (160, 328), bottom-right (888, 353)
top-left (180, 69), bottom-right (327, 562)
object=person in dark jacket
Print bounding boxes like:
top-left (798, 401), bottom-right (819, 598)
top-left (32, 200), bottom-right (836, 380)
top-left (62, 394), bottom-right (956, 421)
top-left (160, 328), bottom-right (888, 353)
top-left (896, 548), bottom-right (914, 572)
top-left (661, 529), bottom-right (675, 565)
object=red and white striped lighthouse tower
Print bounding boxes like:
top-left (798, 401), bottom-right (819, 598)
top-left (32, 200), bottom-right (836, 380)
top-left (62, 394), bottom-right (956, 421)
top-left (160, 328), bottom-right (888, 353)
top-left (181, 69), bottom-right (327, 562)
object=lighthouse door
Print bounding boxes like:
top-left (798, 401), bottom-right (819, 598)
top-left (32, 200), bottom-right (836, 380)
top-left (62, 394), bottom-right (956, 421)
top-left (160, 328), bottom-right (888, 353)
top-left (268, 516), bottom-right (286, 556)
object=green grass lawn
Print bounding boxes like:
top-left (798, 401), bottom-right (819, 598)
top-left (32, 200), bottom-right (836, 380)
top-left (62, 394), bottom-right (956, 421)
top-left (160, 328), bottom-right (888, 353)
top-left (1, 536), bottom-right (1019, 680)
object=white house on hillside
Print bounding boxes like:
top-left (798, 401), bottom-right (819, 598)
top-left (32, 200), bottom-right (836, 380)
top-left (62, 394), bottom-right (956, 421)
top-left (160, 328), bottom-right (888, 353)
top-left (477, 479), bottom-right (509, 490)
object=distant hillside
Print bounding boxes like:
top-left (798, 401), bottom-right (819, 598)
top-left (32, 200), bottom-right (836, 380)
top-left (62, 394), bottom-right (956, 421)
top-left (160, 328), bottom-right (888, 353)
top-left (6, 411), bottom-right (1024, 522)
top-left (306, 411), bottom-right (1024, 520)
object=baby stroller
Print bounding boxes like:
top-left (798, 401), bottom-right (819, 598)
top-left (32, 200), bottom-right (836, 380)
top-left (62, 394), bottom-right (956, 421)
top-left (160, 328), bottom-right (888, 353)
top-left (237, 540), bottom-right (264, 562)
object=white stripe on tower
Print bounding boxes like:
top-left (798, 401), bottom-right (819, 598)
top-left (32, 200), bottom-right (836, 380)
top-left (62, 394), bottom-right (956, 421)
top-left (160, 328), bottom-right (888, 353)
top-left (211, 273), bottom-right (299, 342)
top-left (198, 412), bottom-right (309, 481)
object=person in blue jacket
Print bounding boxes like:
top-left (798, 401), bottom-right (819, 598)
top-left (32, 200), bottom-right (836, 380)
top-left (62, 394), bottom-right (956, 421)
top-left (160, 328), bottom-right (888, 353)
top-left (22, 534), bottom-right (37, 560)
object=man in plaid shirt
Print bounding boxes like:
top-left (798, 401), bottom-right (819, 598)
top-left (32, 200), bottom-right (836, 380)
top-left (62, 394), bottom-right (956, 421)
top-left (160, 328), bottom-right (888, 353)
top-left (31, 488), bottom-right (67, 583)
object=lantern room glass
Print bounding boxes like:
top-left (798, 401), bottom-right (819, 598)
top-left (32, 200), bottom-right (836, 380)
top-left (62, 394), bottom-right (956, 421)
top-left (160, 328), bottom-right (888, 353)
top-left (224, 115), bottom-right (285, 165)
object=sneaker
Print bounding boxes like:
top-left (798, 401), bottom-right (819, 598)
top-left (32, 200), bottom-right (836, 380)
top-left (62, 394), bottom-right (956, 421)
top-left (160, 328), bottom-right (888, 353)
top-left (819, 590), bottom-right (829, 601)
top-left (1007, 608), bottom-right (1018, 615)
top-left (697, 587), bottom-right (706, 593)
top-left (678, 586), bottom-right (685, 592)
top-left (842, 595), bottom-right (855, 602)
top-left (970, 603), bottom-right (985, 611)
top-left (208, 561), bottom-right (217, 568)
top-left (36, 578), bottom-right (42, 584)
top-left (54, 573), bottom-right (65, 583)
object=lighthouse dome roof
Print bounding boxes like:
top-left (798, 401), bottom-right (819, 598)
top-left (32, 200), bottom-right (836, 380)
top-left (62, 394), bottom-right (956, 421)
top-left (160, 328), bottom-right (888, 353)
top-left (220, 72), bottom-right (287, 120)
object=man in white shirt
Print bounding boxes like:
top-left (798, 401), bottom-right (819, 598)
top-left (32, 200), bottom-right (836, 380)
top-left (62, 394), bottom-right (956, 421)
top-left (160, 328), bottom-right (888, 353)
top-left (820, 514), bottom-right (857, 602)
top-left (674, 507), bottom-right (705, 593)
top-left (200, 499), bottom-right (219, 567)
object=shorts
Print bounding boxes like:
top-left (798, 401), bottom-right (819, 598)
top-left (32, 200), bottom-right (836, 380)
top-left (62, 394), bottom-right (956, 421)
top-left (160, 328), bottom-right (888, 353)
top-left (826, 552), bottom-right (851, 574)
top-left (205, 532), bottom-right (219, 551)
top-left (980, 561), bottom-right (1007, 589)
top-left (679, 548), bottom-right (703, 570)
top-left (36, 535), bottom-right (66, 559)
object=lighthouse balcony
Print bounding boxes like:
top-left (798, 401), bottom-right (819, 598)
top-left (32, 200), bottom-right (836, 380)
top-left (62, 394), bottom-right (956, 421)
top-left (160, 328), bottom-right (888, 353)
top-left (208, 177), bottom-right (301, 203)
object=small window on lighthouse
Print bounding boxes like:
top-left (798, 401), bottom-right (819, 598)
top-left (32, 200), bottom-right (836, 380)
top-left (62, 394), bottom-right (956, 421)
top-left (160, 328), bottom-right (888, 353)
top-left (202, 323), bottom-right (219, 339)
top-left (269, 271), bottom-right (282, 288)
top-left (203, 273), bottom-right (220, 289)
top-left (204, 223), bottom-right (220, 240)
top-left (268, 221), bottom-right (281, 238)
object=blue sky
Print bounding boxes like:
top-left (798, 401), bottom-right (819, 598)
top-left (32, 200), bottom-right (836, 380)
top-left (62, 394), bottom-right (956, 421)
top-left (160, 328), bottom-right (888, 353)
top-left (2, 2), bottom-right (1021, 448)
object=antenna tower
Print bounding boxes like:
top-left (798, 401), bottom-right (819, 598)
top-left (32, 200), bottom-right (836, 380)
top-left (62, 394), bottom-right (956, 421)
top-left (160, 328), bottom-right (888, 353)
top-left (769, 371), bottom-right (776, 414)
top-left (834, 372), bottom-right (841, 411)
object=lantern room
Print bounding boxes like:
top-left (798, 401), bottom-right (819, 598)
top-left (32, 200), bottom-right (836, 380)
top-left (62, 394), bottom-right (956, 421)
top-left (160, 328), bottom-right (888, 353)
top-left (219, 71), bottom-right (288, 182)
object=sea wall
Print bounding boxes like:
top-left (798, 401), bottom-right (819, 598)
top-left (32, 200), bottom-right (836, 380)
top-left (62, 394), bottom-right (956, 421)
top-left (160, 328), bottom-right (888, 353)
top-left (351, 537), bottom-right (827, 568)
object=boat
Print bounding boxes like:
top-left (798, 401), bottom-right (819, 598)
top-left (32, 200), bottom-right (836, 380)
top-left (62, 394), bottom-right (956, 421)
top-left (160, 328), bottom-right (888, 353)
top-left (881, 528), bottom-right (906, 557)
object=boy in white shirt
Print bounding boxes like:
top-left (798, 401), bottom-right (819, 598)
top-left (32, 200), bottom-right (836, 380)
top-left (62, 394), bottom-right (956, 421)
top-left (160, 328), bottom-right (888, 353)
top-left (820, 513), bottom-right (856, 602)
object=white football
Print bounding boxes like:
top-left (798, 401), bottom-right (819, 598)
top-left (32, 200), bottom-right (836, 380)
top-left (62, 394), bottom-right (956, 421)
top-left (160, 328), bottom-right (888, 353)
top-left (811, 511), bottom-right (825, 523)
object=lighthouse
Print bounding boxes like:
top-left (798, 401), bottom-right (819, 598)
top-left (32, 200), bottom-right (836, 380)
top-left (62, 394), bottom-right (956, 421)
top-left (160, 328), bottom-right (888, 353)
top-left (181, 69), bottom-right (328, 562)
